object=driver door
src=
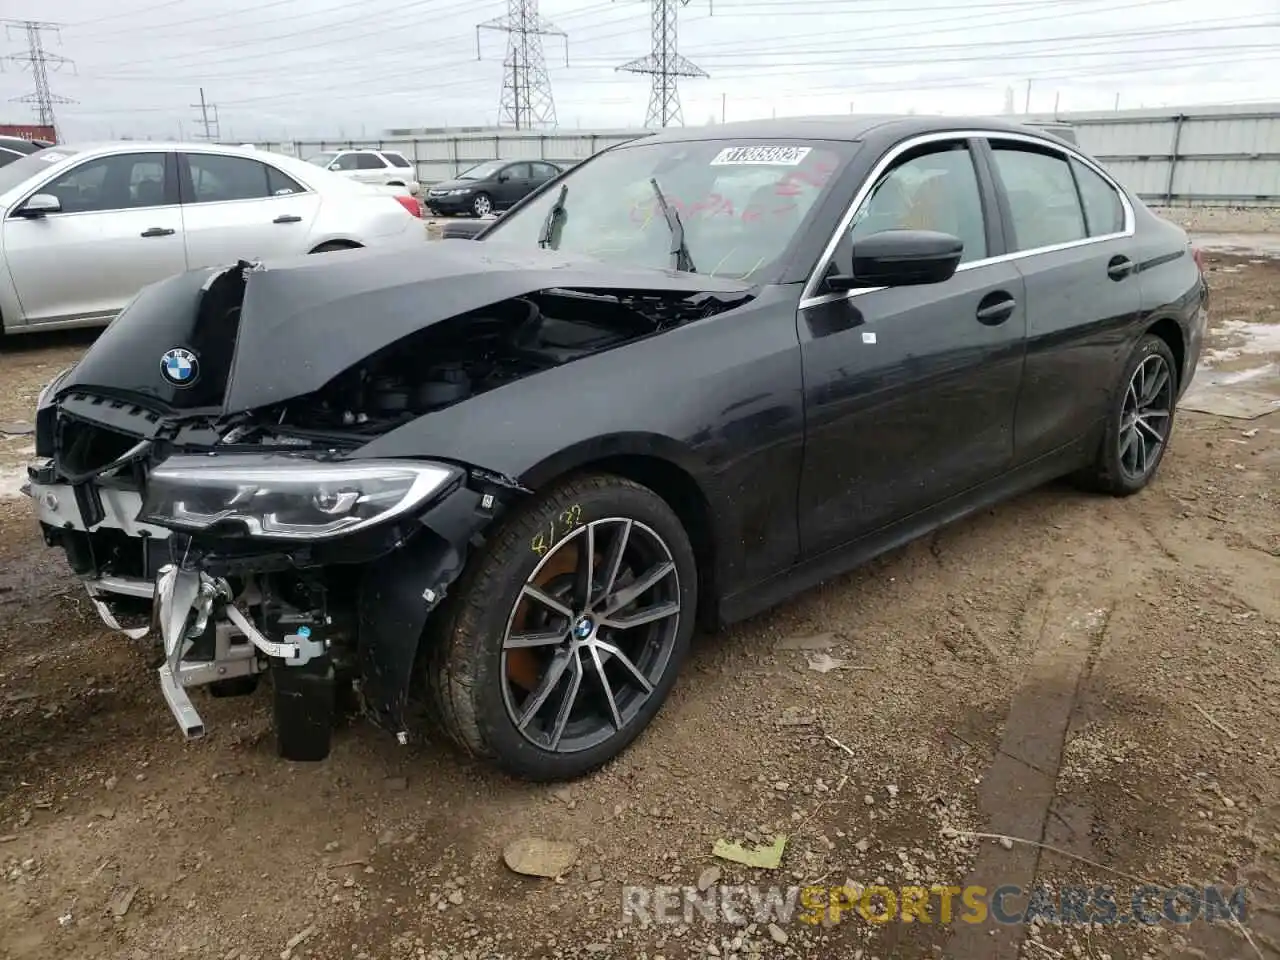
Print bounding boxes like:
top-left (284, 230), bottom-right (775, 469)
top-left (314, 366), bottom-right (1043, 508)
top-left (495, 163), bottom-right (532, 207)
top-left (3, 150), bottom-right (187, 327)
top-left (796, 136), bottom-right (1028, 557)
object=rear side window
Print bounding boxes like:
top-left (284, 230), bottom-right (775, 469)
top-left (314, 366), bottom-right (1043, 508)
top-left (1071, 158), bottom-right (1125, 236)
top-left (267, 165), bottom-right (305, 196)
top-left (331, 153), bottom-right (359, 171)
top-left (990, 144), bottom-right (1086, 251)
top-left (384, 152), bottom-right (412, 169)
top-left (355, 153), bottom-right (386, 170)
top-left (187, 154), bottom-right (271, 202)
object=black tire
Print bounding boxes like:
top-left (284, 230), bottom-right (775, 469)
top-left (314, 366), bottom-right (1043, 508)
top-left (470, 192), bottom-right (493, 218)
top-left (309, 241), bottom-right (360, 254)
top-left (424, 473), bottom-right (698, 781)
top-left (1075, 333), bottom-right (1178, 496)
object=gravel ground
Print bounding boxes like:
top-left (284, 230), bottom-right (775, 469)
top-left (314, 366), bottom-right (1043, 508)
top-left (1151, 205), bottom-right (1280, 235)
top-left (0, 253), bottom-right (1277, 960)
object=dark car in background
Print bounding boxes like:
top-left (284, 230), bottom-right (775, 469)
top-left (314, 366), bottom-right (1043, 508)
top-left (0, 135), bottom-right (52, 168)
top-left (424, 158), bottom-right (562, 217)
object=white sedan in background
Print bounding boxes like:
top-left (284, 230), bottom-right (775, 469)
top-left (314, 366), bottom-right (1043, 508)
top-left (0, 142), bottom-right (426, 336)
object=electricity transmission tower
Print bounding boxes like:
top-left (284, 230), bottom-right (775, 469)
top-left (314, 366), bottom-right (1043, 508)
top-left (617, 0), bottom-right (708, 128)
top-left (3, 19), bottom-right (76, 134)
top-left (190, 87), bottom-right (221, 140)
top-left (476, 0), bottom-right (568, 130)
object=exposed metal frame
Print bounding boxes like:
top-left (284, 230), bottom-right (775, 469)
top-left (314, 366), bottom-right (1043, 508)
top-left (798, 128), bottom-right (1137, 310)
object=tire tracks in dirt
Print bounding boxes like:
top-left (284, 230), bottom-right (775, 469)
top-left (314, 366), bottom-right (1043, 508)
top-left (946, 573), bottom-right (1114, 959)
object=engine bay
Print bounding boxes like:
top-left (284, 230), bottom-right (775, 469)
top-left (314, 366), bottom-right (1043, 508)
top-left (234, 287), bottom-right (745, 441)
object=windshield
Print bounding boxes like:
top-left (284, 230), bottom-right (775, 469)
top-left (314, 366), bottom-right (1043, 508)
top-left (481, 139), bottom-right (849, 279)
top-left (0, 146), bottom-right (81, 196)
top-left (457, 160), bottom-right (505, 181)
top-left (306, 152), bottom-right (337, 167)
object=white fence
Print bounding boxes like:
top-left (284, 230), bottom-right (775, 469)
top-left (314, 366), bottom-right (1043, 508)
top-left (252, 103), bottom-right (1280, 207)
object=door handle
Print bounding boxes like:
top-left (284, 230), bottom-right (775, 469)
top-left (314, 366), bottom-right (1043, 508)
top-left (273, 214), bottom-right (303, 224)
top-left (140, 227), bottom-right (175, 238)
top-left (1107, 255), bottom-right (1134, 281)
top-left (976, 292), bottom-right (1017, 326)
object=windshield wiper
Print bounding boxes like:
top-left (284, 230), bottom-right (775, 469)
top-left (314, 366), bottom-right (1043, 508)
top-left (538, 183), bottom-right (568, 248)
top-left (648, 177), bottom-right (696, 274)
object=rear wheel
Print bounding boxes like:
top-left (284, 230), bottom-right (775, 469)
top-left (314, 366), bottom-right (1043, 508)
top-left (1076, 334), bottom-right (1178, 495)
top-left (425, 474), bottom-right (697, 781)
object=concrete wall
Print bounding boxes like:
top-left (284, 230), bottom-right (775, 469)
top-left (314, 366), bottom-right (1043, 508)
top-left (253, 103), bottom-right (1280, 207)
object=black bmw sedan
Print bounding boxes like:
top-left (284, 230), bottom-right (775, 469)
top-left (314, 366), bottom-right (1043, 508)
top-left (28, 116), bottom-right (1207, 780)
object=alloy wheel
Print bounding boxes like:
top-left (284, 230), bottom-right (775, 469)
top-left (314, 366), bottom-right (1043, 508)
top-left (1118, 353), bottom-right (1174, 481)
top-left (499, 517), bottom-right (682, 753)
top-left (473, 194), bottom-right (492, 217)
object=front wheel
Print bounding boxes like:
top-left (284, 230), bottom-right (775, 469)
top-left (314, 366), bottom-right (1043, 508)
top-left (424, 474), bottom-right (697, 781)
top-left (1076, 333), bottom-right (1178, 495)
top-left (471, 192), bottom-right (493, 217)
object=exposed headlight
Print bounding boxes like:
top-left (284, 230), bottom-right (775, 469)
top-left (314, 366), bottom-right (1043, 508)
top-left (448, 188), bottom-right (472, 196)
top-left (138, 455), bottom-right (459, 541)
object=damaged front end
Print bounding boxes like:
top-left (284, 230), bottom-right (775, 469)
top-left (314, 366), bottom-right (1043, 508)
top-left (29, 244), bottom-right (751, 760)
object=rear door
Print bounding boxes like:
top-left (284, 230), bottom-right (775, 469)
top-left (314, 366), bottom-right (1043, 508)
top-left (797, 135), bottom-right (1027, 556)
top-left (177, 151), bottom-right (321, 267)
top-left (3, 150), bottom-right (186, 326)
top-left (980, 136), bottom-right (1142, 465)
top-left (352, 152), bottom-right (390, 184)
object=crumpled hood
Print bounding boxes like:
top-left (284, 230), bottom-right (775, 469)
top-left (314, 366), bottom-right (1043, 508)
top-left (53, 239), bottom-right (753, 417)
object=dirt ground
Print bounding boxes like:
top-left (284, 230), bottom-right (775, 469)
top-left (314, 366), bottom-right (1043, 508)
top-left (1, 247), bottom-right (1278, 960)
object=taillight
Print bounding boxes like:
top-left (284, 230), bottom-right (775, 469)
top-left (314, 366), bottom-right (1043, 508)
top-left (394, 195), bottom-right (422, 218)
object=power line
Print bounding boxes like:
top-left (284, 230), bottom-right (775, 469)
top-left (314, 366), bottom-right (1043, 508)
top-left (190, 86), bottom-right (220, 139)
top-left (477, 0), bottom-right (568, 129)
top-left (3, 19), bottom-right (76, 135)
top-left (617, 0), bottom-right (709, 127)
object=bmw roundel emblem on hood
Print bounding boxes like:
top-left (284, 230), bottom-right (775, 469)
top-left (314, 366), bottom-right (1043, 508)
top-left (160, 347), bottom-right (199, 387)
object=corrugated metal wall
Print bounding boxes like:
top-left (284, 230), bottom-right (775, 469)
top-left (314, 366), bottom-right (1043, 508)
top-left (253, 104), bottom-right (1280, 206)
top-left (1031, 105), bottom-right (1280, 206)
top-left (250, 129), bottom-right (645, 184)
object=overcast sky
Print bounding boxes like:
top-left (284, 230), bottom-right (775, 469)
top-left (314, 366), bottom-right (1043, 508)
top-left (2, 0), bottom-right (1277, 141)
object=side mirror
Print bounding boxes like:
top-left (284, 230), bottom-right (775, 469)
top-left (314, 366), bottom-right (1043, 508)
top-left (828, 229), bottom-right (963, 291)
top-left (496, 172), bottom-right (510, 183)
top-left (16, 193), bottom-right (61, 218)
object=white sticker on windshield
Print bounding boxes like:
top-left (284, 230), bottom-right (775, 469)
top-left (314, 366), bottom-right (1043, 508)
top-left (710, 145), bottom-right (811, 166)
top-left (39, 151), bottom-right (68, 162)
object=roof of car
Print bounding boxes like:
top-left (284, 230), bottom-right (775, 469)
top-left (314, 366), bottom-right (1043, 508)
top-left (637, 114), bottom-right (1073, 144)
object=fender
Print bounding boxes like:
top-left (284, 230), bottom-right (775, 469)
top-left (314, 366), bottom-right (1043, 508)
top-left (356, 479), bottom-right (514, 735)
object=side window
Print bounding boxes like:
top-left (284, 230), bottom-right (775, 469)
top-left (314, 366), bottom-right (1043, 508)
top-left (850, 141), bottom-right (987, 264)
top-left (331, 153), bottom-right (359, 171)
top-left (383, 152), bottom-right (412, 169)
top-left (535, 162), bottom-right (559, 180)
top-left (0, 148), bottom-right (21, 169)
top-left (266, 165), bottom-right (305, 196)
top-left (990, 144), bottom-right (1086, 251)
top-left (1070, 158), bottom-right (1125, 236)
top-left (505, 163), bottom-right (531, 180)
top-left (43, 153), bottom-right (168, 213)
top-left (187, 154), bottom-right (272, 203)
top-left (355, 153), bottom-right (386, 170)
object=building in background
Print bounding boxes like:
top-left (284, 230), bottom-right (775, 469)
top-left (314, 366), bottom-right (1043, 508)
top-left (0, 123), bottom-right (56, 142)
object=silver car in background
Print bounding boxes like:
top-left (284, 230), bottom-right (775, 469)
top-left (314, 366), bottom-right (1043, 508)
top-left (0, 142), bottom-right (427, 335)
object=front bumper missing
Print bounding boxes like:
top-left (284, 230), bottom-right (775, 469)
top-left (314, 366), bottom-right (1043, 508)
top-left (90, 565), bottom-right (326, 741)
